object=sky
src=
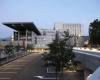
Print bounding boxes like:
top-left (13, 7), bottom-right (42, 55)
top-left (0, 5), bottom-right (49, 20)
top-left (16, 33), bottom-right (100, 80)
top-left (0, 0), bottom-right (100, 38)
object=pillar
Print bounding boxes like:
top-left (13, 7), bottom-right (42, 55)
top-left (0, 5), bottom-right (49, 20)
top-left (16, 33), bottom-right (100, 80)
top-left (18, 31), bottom-right (20, 46)
top-left (25, 30), bottom-right (28, 49)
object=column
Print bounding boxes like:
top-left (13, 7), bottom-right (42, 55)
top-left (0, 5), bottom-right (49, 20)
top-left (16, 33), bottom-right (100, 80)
top-left (25, 30), bottom-right (28, 49)
top-left (18, 31), bottom-right (20, 46)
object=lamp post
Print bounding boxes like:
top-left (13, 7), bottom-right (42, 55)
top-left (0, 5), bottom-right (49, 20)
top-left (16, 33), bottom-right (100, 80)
top-left (11, 35), bottom-right (14, 46)
top-left (78, 34), bottom-right (81, 47)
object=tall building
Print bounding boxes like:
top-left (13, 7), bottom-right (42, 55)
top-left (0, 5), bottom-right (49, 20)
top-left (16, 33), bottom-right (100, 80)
top-left (54, 23), bottom-right (82, 36)
top-left (54, 23), bottom-right (84, 47)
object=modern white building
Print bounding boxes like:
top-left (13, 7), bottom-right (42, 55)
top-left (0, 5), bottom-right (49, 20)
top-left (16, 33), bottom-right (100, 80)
top-left (34, 29), bottom-right (56, 52)
top-left (3, 22), bottom-right (84, 52)
top-left (54, 23), bottom-right (84, 47)
top-left (34, 23), bottom-right (84, 52)
top-left (54, 23), bottom-right (82, 36)
top-left (3, 22), bottom-right (41, 49)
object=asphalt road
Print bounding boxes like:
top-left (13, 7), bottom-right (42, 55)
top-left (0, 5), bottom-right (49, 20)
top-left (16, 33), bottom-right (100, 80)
top-left (0, 53), bottom-right (56, 80)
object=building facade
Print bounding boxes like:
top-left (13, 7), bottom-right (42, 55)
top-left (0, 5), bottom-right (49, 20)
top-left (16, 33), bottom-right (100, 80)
top-left (3, 22), bottom-right (84, 53)
top-left (54, 23), bottom-right (84, 47)
top-left (54, 23), bottom-right (82, 36)
top-left (3, 22), bottom-right (41, 50)
top-left (34, 23), bottom-right (84, 52)
top-left (34, 29), bottom-right (56, 52)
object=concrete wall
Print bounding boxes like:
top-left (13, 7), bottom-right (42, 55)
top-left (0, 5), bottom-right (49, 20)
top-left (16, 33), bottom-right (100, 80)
top-left (74, 51), bottom-right (100, 71)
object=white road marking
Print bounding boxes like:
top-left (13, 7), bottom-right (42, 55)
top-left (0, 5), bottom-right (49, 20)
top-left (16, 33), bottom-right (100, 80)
top-left (34, 76), bottom-right (43, 79)
top-left (4, 64), bottom-right (25, 66)
top-left (16, 60), bottom-right (29, 62)
top-left (0, 72), bottom-right (17, 74)
top-left (34, 76), bottom-right (59, 79)
top-left (2, 65), bottom-right (25, 68)
top-left (0, 68), bottom-right (21, 70)
top-left (0, 78), bottom-right (11, 80)
top-left (10, 61), bottom-right (28, 63)
top-left (42, 78), bottom-right (59, 79)
top-left (16, 63), bottom-right (27, 65)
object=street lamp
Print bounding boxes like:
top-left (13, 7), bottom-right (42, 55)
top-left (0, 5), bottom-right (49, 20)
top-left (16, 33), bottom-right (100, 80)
top-left (11, 35), bottom-right (14, 45)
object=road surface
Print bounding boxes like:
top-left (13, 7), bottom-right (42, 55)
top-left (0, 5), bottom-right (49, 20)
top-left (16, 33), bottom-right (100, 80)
top-left (0, 53), bottom-right (56, 80)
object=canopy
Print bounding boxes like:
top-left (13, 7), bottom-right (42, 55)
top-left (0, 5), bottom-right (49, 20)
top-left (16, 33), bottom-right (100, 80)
top-left (3, 22), bottom-right (41, 35)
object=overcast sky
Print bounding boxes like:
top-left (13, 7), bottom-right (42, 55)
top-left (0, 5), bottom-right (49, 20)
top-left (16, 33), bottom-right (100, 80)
top-left (0, 0), bottom-right (100, 38)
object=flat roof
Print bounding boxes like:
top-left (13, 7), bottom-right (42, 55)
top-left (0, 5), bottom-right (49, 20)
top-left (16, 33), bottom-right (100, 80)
top-left (3, 22), bottom-right (41, 35)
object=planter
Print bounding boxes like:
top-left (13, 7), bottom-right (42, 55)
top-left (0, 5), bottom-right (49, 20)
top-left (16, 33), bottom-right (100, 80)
top-left (63, 70), bottom-right (84, 80)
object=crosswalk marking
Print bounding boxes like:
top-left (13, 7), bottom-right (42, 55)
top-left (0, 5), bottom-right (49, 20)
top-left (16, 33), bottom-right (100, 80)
top-left (0, 72), bottom-right (17, 74)
top-left (0, 78), bottom-right (11, 80)
top-left (0, 68), bottom-right (21, 70)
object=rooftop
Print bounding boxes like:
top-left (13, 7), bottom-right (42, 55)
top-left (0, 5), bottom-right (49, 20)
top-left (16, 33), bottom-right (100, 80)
top-left (3, 22), bottom-right (41, 35)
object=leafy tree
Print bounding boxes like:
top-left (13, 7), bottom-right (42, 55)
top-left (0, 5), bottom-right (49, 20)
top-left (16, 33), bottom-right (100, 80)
top-left (27, 44), bottom-right (33, 50)
top-left (89, 19), bottom-right (100, 47)
top-left (47, 31), bottom-right (75, 80)
top-left (5, 45), bottom-right (14, 56)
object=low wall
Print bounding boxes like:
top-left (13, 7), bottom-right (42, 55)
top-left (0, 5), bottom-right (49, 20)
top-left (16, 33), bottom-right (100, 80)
top-left (74, 51), bottom-right (100, 71)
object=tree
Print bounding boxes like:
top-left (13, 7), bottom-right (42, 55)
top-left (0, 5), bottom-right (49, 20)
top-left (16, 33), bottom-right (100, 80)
top-left (89, 19), bottom-right (100, 47)
top-left (47, 31), bottom-right (75, 80)
top-left (5, 45), bottom-right (14, 56)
